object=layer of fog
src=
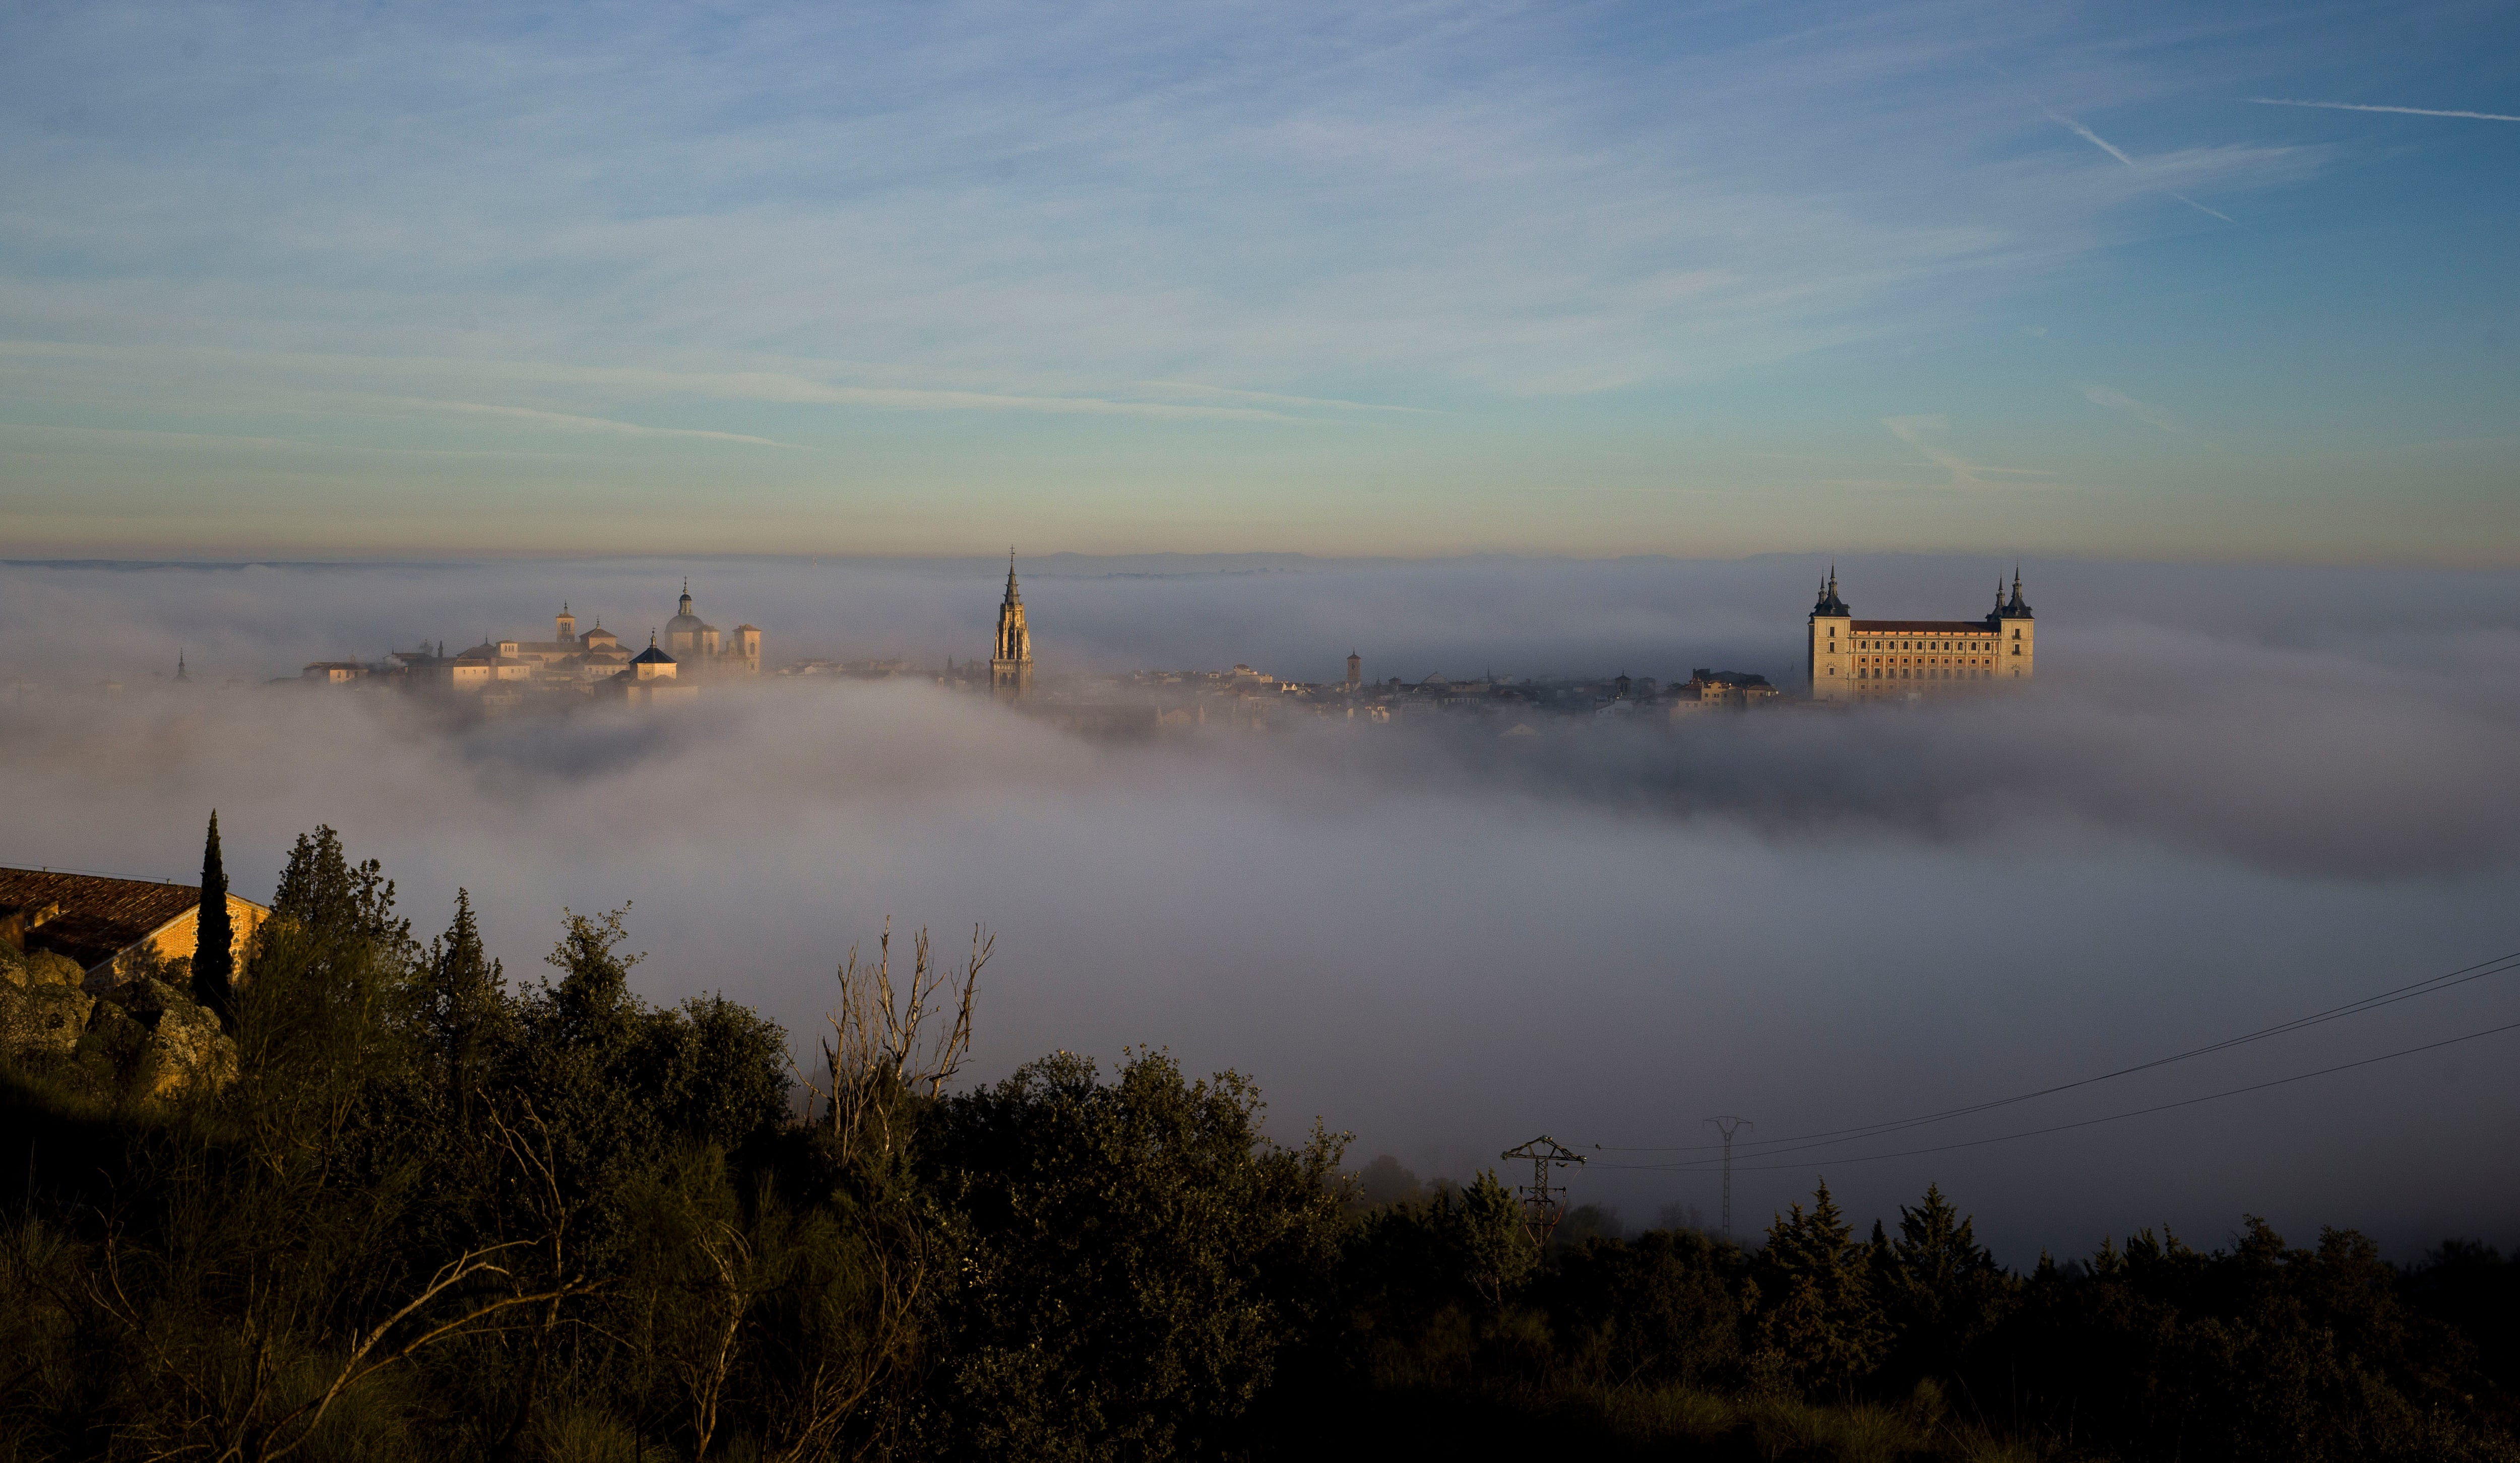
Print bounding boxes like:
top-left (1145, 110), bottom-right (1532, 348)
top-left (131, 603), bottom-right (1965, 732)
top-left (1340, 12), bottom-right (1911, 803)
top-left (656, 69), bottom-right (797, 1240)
top-left (4, 554), bottom-right (2517, 1264)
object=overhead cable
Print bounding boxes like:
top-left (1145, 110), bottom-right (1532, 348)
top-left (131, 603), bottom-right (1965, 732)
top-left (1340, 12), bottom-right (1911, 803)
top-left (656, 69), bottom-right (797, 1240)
top-left (1593, 946), bottom-right (2520, 1157)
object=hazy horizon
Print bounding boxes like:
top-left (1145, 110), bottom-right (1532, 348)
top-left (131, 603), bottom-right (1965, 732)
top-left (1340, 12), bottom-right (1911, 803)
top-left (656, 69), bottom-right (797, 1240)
top-left (7, 552), bottom-right (2517, 1268)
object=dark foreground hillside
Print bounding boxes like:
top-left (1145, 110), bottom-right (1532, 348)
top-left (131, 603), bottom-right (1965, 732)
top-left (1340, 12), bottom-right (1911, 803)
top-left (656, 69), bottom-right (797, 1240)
top-left (5, 824), bottom-right (2519, 1462)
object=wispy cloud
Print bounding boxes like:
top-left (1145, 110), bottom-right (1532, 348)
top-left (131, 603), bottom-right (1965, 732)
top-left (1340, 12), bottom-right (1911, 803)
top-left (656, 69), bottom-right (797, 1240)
top-left (1132, 381), bottom-right (1439, 415)
top-left (378, 399), bottom-right (804, 449)
top-left (2077, 383), bottom-right (2180, 433)
top-left (2248, 98), bottom-right (2520, 123)
top-left (0, 341), bottom-right (1307, 428)
top-left (1881, 415), bottom-right (2057, 488)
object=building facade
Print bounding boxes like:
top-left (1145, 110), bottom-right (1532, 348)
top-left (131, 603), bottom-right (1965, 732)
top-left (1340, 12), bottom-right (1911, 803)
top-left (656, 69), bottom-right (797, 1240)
top-left (1807, 569), bottom-right (2036, 702)
top-left (990, 554), bottom-right (1033, 701)
top-left (316, 583), bottom-right (761, 696)
top-left (0, 866), bottom-right (270, 990)
top-left (664, 582), bottom-right (763, 674)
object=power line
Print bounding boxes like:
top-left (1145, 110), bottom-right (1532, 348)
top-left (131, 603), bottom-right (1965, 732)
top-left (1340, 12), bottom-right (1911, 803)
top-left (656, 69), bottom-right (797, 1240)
top-left (1596, 1015), bottom-right (2520, 1175)
top-left (1596, 946), bottom-right (2520, 1158)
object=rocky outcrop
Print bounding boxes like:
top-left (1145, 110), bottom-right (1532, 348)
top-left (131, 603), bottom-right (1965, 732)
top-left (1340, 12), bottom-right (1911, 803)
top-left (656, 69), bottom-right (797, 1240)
top-left (1, 945), bottom-right (97, 1057)
top-left (0, 982), bottom-right (94, 1056)
top-left (143, 999), bottom-right (236, 1097)
top-left (2, 948), bottom-right (88, 991)
top-left (62, 976), bottom-right (239, 1098)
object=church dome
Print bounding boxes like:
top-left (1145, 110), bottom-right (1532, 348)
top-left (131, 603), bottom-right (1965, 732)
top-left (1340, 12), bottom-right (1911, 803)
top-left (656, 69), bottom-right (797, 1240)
top-left (666, 579), bottom-right (704, 633)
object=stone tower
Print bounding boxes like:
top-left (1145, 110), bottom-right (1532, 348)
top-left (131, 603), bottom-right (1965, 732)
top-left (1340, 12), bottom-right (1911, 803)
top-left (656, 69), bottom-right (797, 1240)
top-left (1346, 650), bottom-right (1362, 688)
top-left (556, 603), bottom-right (576, 642)
top-left (1806, 566), bottom-right (1853, 700)
top-left (1996, 567), bottom-right (2035, 676)
top-left (991, 551), bottom-right (1033, 701)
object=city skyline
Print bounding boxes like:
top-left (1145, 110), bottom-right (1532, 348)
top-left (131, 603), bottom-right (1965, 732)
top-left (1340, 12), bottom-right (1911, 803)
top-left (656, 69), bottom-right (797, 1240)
top-left (4, 2), bottom-right (2516, 563)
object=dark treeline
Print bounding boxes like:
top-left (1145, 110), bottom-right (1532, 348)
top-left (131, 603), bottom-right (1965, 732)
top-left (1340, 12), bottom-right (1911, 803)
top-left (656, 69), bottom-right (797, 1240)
top-left (5, 826), bottom-right (2519, 1462)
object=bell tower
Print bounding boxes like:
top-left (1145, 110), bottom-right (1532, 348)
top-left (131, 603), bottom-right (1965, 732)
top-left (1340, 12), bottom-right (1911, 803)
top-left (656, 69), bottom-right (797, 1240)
top-left (990, 551), bottom-right (1034, 701)
top-left (1806, 566), bottom-right (1853, 701)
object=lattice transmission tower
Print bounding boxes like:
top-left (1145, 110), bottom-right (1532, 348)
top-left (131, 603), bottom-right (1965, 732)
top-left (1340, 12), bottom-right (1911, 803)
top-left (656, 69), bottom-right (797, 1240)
top-left (1704, 1116), bottom-right (1751, 1241)
top-left (1500, 1135), bottom-right (1587, 1250)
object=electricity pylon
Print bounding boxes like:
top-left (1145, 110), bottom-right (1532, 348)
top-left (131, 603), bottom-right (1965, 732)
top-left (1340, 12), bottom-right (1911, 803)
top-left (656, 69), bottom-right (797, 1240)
top-left (1704, 1116), bottom-right (1751, 1241)
top-left (1500, 1135), bottom-right (1587, 1250)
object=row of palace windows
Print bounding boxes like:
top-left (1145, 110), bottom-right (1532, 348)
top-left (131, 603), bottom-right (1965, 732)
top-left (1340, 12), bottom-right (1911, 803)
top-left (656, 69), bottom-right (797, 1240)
top-left (1863, 667), bottom-right (1992, 680)
top-left (1823, 632), bottom-right (2028, 650)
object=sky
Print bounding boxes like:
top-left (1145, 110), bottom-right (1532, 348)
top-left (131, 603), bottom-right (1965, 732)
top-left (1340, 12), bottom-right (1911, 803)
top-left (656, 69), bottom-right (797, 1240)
top-left (4, 1), bottom-right (2517, 561)
top-left (6, 554), bottom-right (2519, 1264)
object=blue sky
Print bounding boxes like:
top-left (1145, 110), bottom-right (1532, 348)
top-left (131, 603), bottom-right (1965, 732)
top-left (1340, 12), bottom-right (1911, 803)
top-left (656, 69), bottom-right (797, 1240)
top-left (2, 0), bottom-right (2515, 559)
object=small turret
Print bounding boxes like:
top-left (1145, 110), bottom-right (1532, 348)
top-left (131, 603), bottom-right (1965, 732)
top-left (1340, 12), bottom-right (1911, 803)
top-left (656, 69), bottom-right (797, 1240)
top-left (1812, 565), bottom-right (1849, 617)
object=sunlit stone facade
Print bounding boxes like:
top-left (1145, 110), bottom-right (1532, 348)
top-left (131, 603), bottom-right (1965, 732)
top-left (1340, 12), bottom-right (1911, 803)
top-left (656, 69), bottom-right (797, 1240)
top-left (1806, 570), bottom-right (2036, 702)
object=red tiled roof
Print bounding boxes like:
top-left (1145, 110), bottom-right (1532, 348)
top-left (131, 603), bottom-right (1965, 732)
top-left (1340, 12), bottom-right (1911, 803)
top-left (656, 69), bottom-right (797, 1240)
top-left (0, 867), bottom-right (204, 972)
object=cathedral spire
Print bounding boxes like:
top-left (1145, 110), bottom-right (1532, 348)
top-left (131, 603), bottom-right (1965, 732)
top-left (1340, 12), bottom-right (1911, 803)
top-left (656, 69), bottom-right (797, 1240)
top-left (175, 648), bottom-right (188, 682)
top-left (991, 551), bottom-right (1033, 701)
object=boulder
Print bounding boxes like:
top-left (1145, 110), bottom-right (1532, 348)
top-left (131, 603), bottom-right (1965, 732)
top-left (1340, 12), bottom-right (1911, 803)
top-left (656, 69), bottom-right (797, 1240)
top-left (104, 976), bottom-right (184, 1022)
top-left (19, 950), bottom-right (87, 989)
top-left (79, 999), bottom-right (152, 1073)
top-left (144, 1000), bottom-right (237, 1097)
top-left (0, 982), bottom-right (95, 1056)
top-left (80, 977), bottom-right (236, 1098)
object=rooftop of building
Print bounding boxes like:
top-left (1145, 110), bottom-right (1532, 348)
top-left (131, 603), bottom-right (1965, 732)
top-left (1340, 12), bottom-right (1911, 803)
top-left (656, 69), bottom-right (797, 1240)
top-left (0, 866), bottom-right (263, 972)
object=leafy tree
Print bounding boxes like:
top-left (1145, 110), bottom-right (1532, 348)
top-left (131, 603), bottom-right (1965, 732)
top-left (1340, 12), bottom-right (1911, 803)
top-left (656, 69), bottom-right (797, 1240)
top-left (1876, 1183), bottom-right (2015, 1380)
top-left (269, 823), bottom-right (414, 962)
top-left (925, 1049), bottom-right (1348, 1459)
top-left (1750, 1181), bottom-right (1888, 1395)
top-left (1535, 1225), bottom-right (1746, 1388)
top-left (414, 889), bottom-right (511, 1129)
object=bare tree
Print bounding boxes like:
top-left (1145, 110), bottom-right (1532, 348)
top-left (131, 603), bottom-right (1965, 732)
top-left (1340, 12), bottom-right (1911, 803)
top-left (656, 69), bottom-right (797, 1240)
top-left (797, 922), bottom-right (990, 1170)
top-left (757, 922), bottom-right (990, 1461)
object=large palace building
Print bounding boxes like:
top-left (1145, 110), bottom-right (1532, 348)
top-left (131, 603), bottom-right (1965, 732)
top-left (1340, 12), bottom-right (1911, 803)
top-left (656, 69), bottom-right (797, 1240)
top-left (1806, 568), bottom-right (2035, 702)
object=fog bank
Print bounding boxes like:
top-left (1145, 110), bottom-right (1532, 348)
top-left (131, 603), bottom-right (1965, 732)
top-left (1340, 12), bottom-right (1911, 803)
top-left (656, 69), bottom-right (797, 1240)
top-left (4, 554), bottom-right (2516, 1264)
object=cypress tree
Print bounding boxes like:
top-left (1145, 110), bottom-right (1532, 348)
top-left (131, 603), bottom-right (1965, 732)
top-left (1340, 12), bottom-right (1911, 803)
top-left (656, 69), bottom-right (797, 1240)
top-left (192, 809), bottom-right (235, 1026)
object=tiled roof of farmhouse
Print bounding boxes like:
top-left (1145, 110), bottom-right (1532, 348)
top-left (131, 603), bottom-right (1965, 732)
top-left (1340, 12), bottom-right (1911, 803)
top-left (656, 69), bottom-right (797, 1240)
top-left (1850, 619), bottom-right (1998, 632)
top-left (0, 867), bottom-right (203, 972)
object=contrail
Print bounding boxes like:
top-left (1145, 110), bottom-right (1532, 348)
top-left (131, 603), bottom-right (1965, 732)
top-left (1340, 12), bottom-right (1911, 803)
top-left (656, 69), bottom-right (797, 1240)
top-left (2047, 111), bottom-right (2233, 221)
top-left (2249, 97), bottom-right (2520, 123)
top-left (2164, 190), bottom-right (2234, 223)
top-left (2048, 111), bottom-right (2137, 166)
